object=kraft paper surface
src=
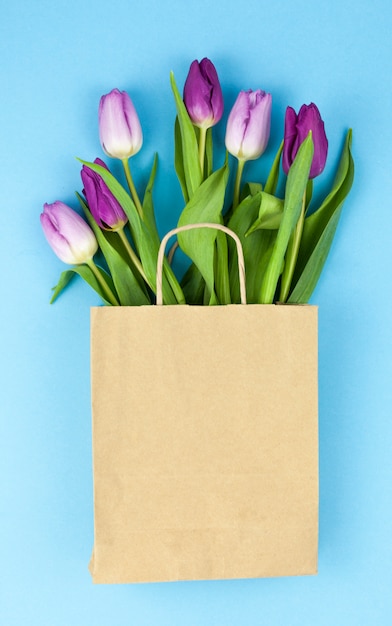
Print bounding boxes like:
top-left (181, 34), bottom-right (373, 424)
top-left (89, 304), bottom-right (318, 584)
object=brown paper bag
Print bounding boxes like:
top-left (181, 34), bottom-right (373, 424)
top-left (89, 224), bottom-right (318, 584)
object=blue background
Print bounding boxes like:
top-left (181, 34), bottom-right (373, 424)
top-left (1, 0), bottom-right (391, 624)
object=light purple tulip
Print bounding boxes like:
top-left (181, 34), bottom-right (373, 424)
top-left (98, 89), bottom-right (143, 160)
top-left (225, 89), bottom-right (272, 161)
top-left (183, 58), bottom-right (224, 129)
top-left (81, 158), bottom-right (128, 231)
top-left (40, 201), bottom-right (98, 264)
top-left (282, 103), bottom-right (328, 179)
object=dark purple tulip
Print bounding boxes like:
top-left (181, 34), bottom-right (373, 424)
top-left (81, 158), bottom-right (128, 231)
top-left (282, 103), bottom-right (328, 179)
top-left (183, 58), bottom-right (224, 129)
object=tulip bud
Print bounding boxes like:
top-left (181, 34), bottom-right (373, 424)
top-left (98, 88), bottom-right (143, 160)
top-left (225, 89), bottom-right (272, 161)
top-left (40, 201), bottom-right (98, 264)
top-left (183, 58), bottom-right (224, 129)
top-left (81, 159), bottom-right (128, 231)
top-left (282, 103), bottom-right (328, 179)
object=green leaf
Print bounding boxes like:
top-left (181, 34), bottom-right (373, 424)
top-left (227, 193), bottom-right (277, 303)
top-left (50, 264), bottom-right (116, 305)
top-left (174, 117), bottom-right (189, 203)
top-left (141, 153), bottom-right (186, 304)
top-left (259, 133), bottom-right (314, 303)
top-left (181, 262), bottom-right (205, 305)
top-left (241, 182), bottom-right (263, 199)
top-left (78, 159), bottom-right (182, 304)
top-left (288, 129), bottom-right (354, 302)
top-left (78, 194), bottom-right (150, 306)
top-left (295, 129), bottom-right (354, 276)
top-left (246, 191), bottom-right (284, 234)
top-left (177, 163), bottom-right (229, 305)
top-left (288, 208), bottom-right (342, 303)
top-left (305, 178), bottom-right (313, 210)
top-left (50, 270), bottom-right (76, 303)
top-left (205, 127), bottom-right (213, 178)
top-left (170, 71), bottom-right (202, 198)
top-left (140, 154), bottom-right (185, 303)
top-left (215, 230), bottom-right (231, 304)
top-left (142, 153), bottom-right (160, 241)
top-left (264, 140), bottom-right (283, 195)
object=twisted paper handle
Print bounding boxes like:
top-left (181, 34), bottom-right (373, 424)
top-left (156, 223), bottom-right (247, 306)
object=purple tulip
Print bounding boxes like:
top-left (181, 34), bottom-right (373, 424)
top-left (98, 88), bottom-right (143, 160)
top-left (183, 58), bottom-right (224, 129)
top-left (40, 201), bottom-right (98, 264)
top-left (282, 103), bottom-right (328, 179)
top-left (81, 158), bottom-right (128, 231)
top-left (225, 89), bottom-right (272, 161)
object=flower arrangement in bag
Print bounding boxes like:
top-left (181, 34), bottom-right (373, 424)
top-left (40, 58), bottom-right (354, 306)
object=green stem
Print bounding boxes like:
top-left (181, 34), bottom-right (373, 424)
top-left (233, 158), bottom-right (246, 210)
top-left (117, 227), bottom-right (152, 289)
top-left (119, 227), bottom-right (185, 304)
top-left (86, 259), bottom-right (119, 306)
top-left (122, 158), bottom-right (144, 219)
top-left (198, 126), bottom-right (207, 179)
top-left (215, 234), bottom-right (231, 305)
top-left (279, 189), bottom-right (307, 303)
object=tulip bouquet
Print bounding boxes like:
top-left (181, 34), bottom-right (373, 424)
top-left (41, 58), bottom-right (354, 306)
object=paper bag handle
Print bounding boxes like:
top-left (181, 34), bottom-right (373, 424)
top-left (156, 223), bottom-right (247, 306)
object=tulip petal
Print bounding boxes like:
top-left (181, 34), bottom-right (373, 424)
top-left (241, 92), bottom-right (272, 160)
top-left (82, 164), bottom-right (128, 230)
top-left (225, 92), bottom-right (250, 157)
top-left (200, 58), bottom-right (224, 122)
top-left (225, 90), bottom-right (272, 161)
top-left (98, 89), bottom-right (143, 159)
top-left (41, 201), bottom-right (98, 265)
top-left (282, 106), bottom-right (298, 175)
top-left (283, 103), bottom-right (328, 179)
top-left (183, 58), bottom-right (223, 128)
